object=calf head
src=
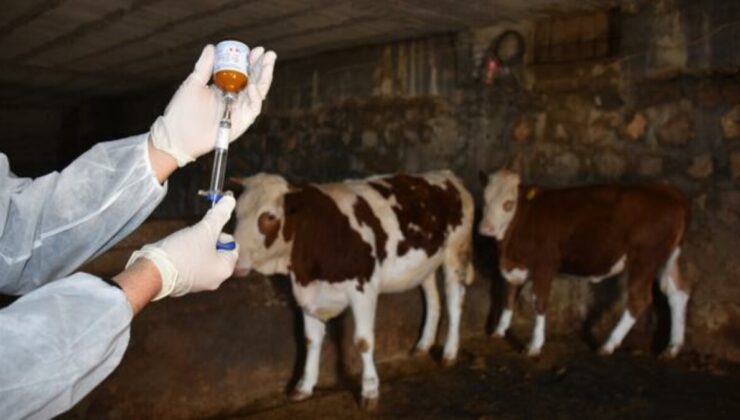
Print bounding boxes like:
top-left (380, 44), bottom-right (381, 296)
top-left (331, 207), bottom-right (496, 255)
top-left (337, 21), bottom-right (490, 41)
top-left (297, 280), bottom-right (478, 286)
top-left (479, 169), bottom-right (520, 240)
top-left (233, 173), bottom-right (292, 277)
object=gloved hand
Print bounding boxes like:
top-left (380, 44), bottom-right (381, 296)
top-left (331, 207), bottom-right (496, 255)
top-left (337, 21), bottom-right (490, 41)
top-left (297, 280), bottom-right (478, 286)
top-left (125, 194), bottom-right (239, 300)
top-left (150, 44), bottom-right (277, 166)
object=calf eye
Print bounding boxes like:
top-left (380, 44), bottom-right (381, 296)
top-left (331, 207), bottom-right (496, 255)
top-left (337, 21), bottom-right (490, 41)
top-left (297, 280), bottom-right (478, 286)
top-left (503, 200), bottom-right (515, 212)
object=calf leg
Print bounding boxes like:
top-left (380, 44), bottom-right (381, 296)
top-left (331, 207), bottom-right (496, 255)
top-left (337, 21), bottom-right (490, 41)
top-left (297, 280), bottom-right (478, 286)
top-left (414, 273), bottom-right (440, 354)
top-left (659, 249), bottom-right (689, 358)
top-left (290, 312), bottom-right (326, 401)
top-left (600, 261), bottom-right (657, 355)
top-left (441, 242), bottom-right (472, 366)
top-left (350, 293), bottom-right (379, 410)
top-left (493, 282), bottom-right (519, 338)
top-left (526, 269), bottom-right (553, 357)
top-left (442, 266), bottom-right (467, 366)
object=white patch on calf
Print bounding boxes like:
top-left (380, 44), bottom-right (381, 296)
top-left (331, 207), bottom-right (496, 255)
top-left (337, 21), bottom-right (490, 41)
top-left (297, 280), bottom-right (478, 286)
top-left (291, 278), bottom-right (351, 320)
top-left (494, 308), bottom-right (513, 336)
top-left (360, 350), bottom-right (379, 400)
top-left (526, 314), bottom-right (546, 356)
top-left (408, 223), bottom-right (422, 233)
top-left (600, 309), bottom-right (636, 354)
top-left (659, 247), bottom-right (681, 292)
top-left (442, 281), bottom-right (465, 362)
top-left (380, 248), bottom-right (443, 293)
top-left (502, 267), bottom-right (528, 285)
top-left (589, 255), bottom-right (627, 283)
top-left (294, 313), bottom-right (326, 397)
top-left (659, 247), bottom-right (688, 354)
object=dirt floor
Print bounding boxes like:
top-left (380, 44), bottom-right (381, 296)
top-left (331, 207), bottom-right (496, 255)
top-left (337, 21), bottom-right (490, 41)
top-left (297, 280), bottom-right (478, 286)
top-left (226, 335), bottom-right (740, 419)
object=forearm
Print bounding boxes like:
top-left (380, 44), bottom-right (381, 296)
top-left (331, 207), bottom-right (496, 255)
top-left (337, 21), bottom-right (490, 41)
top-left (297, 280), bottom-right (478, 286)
top-left (147, 135), bottom-right (178, 184)
top-left (112, 258), bottom-right (162, 315)
top-left (0, 274), bottom-right (132, 419)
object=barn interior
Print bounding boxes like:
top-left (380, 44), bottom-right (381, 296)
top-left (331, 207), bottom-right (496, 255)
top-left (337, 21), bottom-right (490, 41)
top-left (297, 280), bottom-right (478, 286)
top-left (1, 0), bottom-right (740, 418)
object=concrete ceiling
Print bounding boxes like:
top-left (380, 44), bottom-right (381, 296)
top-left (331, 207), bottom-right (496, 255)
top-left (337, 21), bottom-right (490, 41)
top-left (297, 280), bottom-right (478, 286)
top-left (0, 0), bottom-right (619, 106)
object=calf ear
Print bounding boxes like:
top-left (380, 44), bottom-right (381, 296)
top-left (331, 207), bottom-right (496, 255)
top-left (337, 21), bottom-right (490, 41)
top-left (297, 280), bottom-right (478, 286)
top-left (226, 177), bottom-right (246, 197)
top-left (478, 170), bottom-right (489, 187)
top-left (258, 211), bottom-right (282, 248)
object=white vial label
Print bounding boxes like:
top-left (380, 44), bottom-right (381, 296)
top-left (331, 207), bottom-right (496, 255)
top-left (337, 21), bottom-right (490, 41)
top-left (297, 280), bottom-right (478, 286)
top-left (214, 40), bottom-right (249, 75)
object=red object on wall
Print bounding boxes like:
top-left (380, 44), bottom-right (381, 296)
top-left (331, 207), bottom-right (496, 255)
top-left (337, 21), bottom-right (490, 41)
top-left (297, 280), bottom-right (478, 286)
top-left (483, 57), bottom-right (499, 85)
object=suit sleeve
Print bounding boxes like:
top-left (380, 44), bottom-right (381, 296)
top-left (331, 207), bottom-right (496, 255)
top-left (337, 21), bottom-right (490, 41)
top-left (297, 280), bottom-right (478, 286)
top-left (0, 273), bottom-right (132, 419)
top-left (0, 134), bottom-right (167, 295)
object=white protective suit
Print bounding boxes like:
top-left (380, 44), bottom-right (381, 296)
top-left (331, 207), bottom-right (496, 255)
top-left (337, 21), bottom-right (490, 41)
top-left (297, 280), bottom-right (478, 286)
top-left (0, 134), bottom-right (166, 419)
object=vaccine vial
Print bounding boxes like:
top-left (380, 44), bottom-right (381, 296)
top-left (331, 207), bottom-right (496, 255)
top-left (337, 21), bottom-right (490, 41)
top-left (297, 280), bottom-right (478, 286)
top-left (213, 40), bottom-right (249, 93)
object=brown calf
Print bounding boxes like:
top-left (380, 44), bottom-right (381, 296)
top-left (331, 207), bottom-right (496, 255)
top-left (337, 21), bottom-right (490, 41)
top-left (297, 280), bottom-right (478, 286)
top-left (479, 170), bottom-right (690, 357)
top-left (233, 171), bottom-right (474, 409)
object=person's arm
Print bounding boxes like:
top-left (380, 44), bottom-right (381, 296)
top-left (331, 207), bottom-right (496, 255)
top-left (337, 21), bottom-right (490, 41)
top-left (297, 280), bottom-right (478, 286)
top-left (0, 135), bottom-right (169, 296)
top-left (112, 257), bottom-right (162, 315)
top-left (0, 45), bottom-right (276, 296)
top-left (147, 138), bottom-right (178, 184)
top-left (0, 273), bottom-right (133, 420)
top-left (0, 197), bottom-right (238, 419)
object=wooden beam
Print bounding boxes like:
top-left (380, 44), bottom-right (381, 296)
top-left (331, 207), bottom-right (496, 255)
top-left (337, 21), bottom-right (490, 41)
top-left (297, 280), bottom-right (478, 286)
top-left (128, 13), bottom-right (390, 80)
top-left (96, 0), bottom-right (345, 73)
top-left (0, 0), bottom-right (69, 40)
top-left (60, 0), bottom-right (262, 67)
top-left (12, 0), bottom-right (165, 62)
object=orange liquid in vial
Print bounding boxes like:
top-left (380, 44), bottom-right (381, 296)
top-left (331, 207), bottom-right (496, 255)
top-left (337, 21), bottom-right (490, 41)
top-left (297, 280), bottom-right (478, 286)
top-left (214, 70), bottom-right (248, 93)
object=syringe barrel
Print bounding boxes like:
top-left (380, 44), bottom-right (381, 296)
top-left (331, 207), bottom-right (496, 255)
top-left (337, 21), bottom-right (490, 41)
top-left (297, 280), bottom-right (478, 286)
top-left (209, 114), bottom-right (231, 196)
top-left (209, 147), bottom-right (228, 200)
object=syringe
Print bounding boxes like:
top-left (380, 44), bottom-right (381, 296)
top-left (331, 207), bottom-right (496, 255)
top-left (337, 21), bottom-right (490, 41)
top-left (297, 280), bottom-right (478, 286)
top-left (198, 93), bottom-right (233, 204)
top-left (199, 92), bottom-right (237, 251)
top-left (199, 39), bottom-right (249, 251)
top-left (206, 93), bottom-right (234, 205)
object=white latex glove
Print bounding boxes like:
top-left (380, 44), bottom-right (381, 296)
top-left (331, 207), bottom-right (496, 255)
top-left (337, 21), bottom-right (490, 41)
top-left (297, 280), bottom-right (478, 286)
top-left (150, 44), bottom-right (277, 166)
top-left (126, 194), bottom-right (239, 300)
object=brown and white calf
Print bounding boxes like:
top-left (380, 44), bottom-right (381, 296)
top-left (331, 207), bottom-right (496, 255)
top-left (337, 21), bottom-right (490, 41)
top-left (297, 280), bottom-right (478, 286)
top-left (232, 171), bottom-right (474, 408)
top-left (479, 169), bottom-right (690, 358)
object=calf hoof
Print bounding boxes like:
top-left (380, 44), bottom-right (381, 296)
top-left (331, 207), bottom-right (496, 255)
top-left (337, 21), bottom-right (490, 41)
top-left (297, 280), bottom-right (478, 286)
top-left (288, 389), bottom-right (312, 402)
top-left (361, 396), bottom-right (379, 411)
top-left (411, 346), bottom-right (430, 357)
top-left (660, 344), bottom-right (681, 359)
top-left (441, 356), bottom-right (457, 368)
top-left (524, 346), bottom-right (541, 358)
top-left (491, 330), bottom-right (506, 339)
top-left (597, 346), bottom-right (614, 356)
